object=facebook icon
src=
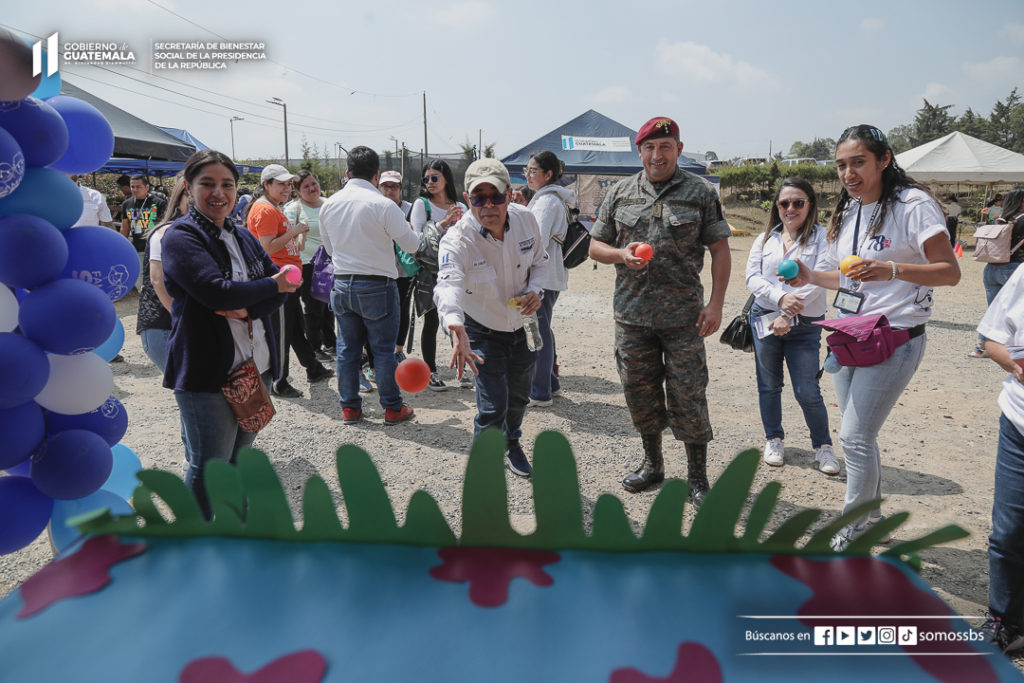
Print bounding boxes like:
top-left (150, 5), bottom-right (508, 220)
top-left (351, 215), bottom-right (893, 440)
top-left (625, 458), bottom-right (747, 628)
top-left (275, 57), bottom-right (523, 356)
top-left (814, 626), bottom-right (834, 646)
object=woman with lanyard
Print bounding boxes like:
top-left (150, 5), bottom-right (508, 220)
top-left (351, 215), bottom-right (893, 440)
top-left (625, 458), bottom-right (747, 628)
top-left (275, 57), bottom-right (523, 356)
top-left (283, 169), bottom-right (336, 362)
top-left (408, 160), bottom-right (467, 391)
top-left (745, 177), bottom-right (837, 474)
top-left (521, 151), bottom-right (575, 407)
top-left (785, 125), bottom-right (960, 551)
top-left (161, 150), bottom-right (298, 518)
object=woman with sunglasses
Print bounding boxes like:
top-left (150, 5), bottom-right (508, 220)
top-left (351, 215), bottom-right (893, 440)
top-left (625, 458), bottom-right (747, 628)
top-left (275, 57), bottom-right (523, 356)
top-left (785, 125), bottom-right (960, 551)
top-left (523, 151), bottom-right (574, 407)
top-left (283, 169), bottom-right (337, 362)
top-left (409, 160), bottom-right (467, 391)
top-left (745, 177), bottom-right (837, 474)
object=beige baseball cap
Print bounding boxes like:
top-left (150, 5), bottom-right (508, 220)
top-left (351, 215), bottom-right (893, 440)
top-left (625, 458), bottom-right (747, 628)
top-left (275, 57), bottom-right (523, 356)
top-left (464, 158), bottom-right (510, 194)
top-left (260, 164), bottom-right (296, 183)
top-left (379, 170), bottom-right (402, 185)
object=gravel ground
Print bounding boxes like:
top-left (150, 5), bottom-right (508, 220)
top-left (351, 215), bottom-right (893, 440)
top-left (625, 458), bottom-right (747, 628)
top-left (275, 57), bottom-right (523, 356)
top-left (1, 234), bottom-right (1020, 668)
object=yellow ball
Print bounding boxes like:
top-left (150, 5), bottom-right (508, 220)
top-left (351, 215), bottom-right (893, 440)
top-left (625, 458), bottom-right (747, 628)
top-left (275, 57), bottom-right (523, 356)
top-left (840, 255), bottom-right (864, 275)
top-left (507, 296), bottom-right (522, 309)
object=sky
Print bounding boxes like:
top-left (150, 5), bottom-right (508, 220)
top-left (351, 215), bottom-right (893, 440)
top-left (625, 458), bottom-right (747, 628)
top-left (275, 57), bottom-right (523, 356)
top-left (4, 0), bottom-right (1023, 165)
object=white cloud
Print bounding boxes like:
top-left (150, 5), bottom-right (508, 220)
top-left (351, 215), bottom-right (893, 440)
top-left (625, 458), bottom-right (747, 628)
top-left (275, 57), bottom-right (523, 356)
top-left (999, 22), bottom-right (1024, 44)
top-left (588, 85), bottom-right (631, 105)
top-left (919, 82), bottom-right (951, 103)
top-left (430, 2), bottom-right (496, 29)
top-left (860, 17), bottom-right (884, 31)
top-left (655, 41), bottom-right (778, 90)
top-left (964, 56), bottom-right (1024, 83)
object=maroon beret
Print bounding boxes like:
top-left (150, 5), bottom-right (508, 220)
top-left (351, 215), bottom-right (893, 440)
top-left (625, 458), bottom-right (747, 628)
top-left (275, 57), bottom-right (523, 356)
top-left (635, 117), bottom-right (679, 145)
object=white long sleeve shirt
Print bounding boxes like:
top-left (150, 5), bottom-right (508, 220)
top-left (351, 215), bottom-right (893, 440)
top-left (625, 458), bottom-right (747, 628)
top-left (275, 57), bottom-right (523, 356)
top-left (434, 203), bottom-right (550, 332)
top-left (745, 223), bottom-right (835, 317)
top-left (319, 178), bottom-right (421, 279)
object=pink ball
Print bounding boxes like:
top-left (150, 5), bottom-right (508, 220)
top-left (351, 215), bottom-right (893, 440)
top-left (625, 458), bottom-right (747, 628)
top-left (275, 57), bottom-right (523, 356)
top-left (282, 265), bottom-right (301, 284)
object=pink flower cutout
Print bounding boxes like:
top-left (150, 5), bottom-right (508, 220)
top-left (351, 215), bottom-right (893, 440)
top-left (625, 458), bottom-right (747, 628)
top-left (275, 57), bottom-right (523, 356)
top-left (611, 643), bottom-right (723, 682)
top-left (179, 650), bottom-right (327, 683)
top-left (429, 546), bottom-right (561, 607)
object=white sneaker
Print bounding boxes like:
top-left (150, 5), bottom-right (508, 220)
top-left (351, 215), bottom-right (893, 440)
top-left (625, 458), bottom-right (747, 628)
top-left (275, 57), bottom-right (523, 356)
top-left (815, 444), bottom-right (841, 475)
top-left (459, 375), bottom-right (474, 389)
top-left (527, 397), bottom-right (553, 408)
top-left (762, 438), bottom-right (784, 466)
top-left (552, 388), bottom-right (564, 398)
top-left (830, 514), bottom-right (891, 551)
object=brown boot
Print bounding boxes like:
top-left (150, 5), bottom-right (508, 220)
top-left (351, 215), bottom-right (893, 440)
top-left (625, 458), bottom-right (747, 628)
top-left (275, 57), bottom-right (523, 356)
top-left (622, 432), bottom-right (665, 493)
top-left (685, 442), bottom-right (710, 508)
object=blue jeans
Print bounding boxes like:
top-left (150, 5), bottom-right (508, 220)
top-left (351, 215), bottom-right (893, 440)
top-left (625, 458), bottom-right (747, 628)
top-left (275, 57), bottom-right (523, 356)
top-left (980, 262), bottom-right (1021, 343)
top-left (466, 317), bottom-right (537, 443)
top-left (749, 305), bottom-right (831, 447)
top-left (140, 327), bottom-right (171, 373)
top-left (832, 335), bottom-right (926, 528)
top-left (530, 289), bottom-right (562, 401)
top-left (991, 414), bottom-right (1024, 629)
top-left (331, 277), bottom-right (402, 411)
top-left (175, 370), bottom-right (271, 519)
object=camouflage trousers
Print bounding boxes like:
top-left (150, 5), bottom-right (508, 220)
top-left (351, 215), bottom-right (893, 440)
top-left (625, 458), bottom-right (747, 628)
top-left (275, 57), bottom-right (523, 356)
top-left (614, 321), bottom-right (713, 443)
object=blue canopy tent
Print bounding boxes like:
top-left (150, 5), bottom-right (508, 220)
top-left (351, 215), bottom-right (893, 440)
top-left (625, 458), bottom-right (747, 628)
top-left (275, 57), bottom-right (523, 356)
top-left (501, 110), bottom-right (707, 218)
top-left (99, 128), bottom-right (262, 177)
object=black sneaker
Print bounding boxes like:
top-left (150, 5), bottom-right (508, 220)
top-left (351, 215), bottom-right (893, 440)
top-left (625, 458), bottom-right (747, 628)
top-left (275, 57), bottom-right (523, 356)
top-left (306, 364), bottom-right (333, 383)
top-left (981, 613), bottom-right (1024, 653)
top-left (688, 478), bottom-right (710, 509)
top-left (394, 350), bottom-right (407, 363)
top-left (272, 381), bottom-right (302, 398)
top-left (505, 440), bottom-right (532, 478)
top-left (314, 350), bottom-right (334, 363)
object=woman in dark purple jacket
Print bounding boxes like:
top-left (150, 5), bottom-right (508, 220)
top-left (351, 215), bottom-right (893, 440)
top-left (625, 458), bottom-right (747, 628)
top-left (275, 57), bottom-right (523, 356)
top-left (161, 150), bottom-right (298, 517)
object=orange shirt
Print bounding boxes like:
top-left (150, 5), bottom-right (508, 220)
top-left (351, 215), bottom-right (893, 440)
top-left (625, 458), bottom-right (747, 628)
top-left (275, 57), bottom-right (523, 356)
top-left (246, 199), bottom-right (301, 269)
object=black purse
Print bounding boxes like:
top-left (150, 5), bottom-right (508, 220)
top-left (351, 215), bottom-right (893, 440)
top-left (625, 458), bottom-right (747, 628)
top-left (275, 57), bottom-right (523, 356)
top-left (720, 293), bottom-right (756, 352)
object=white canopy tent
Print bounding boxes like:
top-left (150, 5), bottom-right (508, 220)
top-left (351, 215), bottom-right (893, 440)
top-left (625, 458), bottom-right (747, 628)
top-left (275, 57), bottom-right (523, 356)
top-left (895, 131), bottom-right (1024, 184)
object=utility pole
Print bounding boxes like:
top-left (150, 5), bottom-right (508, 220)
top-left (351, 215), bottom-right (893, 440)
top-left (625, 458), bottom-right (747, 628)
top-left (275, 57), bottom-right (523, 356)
top-left (229, 116), bottom-right (243, 160)
top-left (479, 129), bottom-right (482, 159)
top-left (267, 97), bottom-right (288, 165)
top-left (422, 91), bottom-right (428, 159)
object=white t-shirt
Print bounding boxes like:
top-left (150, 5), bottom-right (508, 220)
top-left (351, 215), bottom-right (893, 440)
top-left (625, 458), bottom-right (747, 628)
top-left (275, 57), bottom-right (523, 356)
top-left (149, 227), bottom-right (166, 262)
top-left (746, 223), bottom-right (835, 317)
top-left (218, 227), bottom-right (271, 375)
top-left (828, 187), bottom-right (947, 329)
top-left (73, 184), bottom-right (113, 227)
top-left (408, 197), bottom-right (467, 235)
top-left (977, 264), bottom-right (1024, 434)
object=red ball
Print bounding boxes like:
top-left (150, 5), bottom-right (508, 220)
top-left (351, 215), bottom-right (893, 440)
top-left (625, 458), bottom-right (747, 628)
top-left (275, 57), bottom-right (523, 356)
top-left (395, 358), bottom-right (431, 393)
top-left (635, 243), bottom-right (653, 261)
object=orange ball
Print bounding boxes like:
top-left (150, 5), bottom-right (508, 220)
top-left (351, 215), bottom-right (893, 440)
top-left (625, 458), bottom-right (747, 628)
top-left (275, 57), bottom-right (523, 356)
top-left (840, 255), bottom-right (864, 275)
top-left (395, 358), bottom-right (431, 393)
top-left (635, 243), bottom-right (653, 261)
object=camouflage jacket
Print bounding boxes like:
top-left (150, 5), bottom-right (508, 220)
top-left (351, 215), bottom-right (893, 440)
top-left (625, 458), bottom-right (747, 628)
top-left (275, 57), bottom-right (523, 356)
top-left (591, 168), bottom-right (731, 328)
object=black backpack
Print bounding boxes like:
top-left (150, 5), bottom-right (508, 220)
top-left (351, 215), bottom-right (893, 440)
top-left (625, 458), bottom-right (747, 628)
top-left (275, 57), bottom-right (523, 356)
top-left (557, 204), bottom-right (591, 269)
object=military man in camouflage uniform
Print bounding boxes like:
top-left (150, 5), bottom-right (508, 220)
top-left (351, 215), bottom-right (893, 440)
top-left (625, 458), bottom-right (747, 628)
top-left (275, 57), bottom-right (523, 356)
top-left (589, 116), bottom-right (732, 506)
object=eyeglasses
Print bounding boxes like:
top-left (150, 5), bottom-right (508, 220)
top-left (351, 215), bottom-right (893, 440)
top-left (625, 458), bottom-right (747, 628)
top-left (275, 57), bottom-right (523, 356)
top-left (778, 199), bottom-right (807, 209)
top-left (524, 167), bottom-right (542, 176)
top-left (469, 193), bottom-right (507, 207)
top-left (423, 175), bottom-right (441, 184)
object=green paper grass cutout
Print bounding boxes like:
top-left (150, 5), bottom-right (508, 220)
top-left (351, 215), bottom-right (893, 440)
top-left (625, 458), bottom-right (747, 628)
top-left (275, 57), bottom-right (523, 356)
top-left (72, 429), bottom-right (968, 565)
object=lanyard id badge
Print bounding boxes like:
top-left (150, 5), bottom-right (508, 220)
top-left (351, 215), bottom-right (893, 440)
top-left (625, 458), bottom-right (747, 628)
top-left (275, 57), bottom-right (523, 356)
top-left (834, 287), bottom-right (864, 314)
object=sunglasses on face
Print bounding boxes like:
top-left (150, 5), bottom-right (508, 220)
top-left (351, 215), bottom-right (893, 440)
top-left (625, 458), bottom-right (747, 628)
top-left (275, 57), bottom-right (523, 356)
top-left (778, 199), bottom-right (807, 209)
top-left (469, 193), bottom-right (507, 207)
top-left (423, 175), bottom-right (441, 184)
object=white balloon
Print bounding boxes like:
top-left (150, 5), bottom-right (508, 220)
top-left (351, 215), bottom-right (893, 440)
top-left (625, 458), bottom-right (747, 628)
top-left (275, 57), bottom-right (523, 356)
top-left (0, 287), bottom-right (16, 332)
top-left (34, 352), bottom-right (113, 414)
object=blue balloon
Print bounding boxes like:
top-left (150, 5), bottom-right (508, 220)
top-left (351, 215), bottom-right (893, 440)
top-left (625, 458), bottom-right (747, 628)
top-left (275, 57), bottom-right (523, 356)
top-left (58, 225), bottom-right (139, 301)
top-left (5, 458), bottom-right (32, 476)
top-left (0, 332), bottom-right (49, 410)
top-left (30, 428), bottom-right (112, 500)
top-left (0, 167), bottom-right (82, 231)
top-left (91, 316), bottom-right (124, 362)
top-left (0, 97), bottom-right (68, 167)
top-left (0, 126), bottom-right (25, 199)
top-left (49, 488), bottom-right (133, 553)
top-left (19, 278), bottom-right (116, 355)
top-left (46, 395), bottom-right (128, 448)
top-left (101, 443), bottom-right (142, 500)
top-left (0, 476), bottom-right (54, 554)
top-left (45, 96), bottom-right (115, 175)
top-left (0, 401), bottom-right (45, 469)
top-left (0, 213), bottom-right (68, 289)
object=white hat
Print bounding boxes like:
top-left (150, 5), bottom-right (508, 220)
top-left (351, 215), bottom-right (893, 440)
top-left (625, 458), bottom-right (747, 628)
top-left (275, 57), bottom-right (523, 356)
top-left (379, 170), bottom-right (402, 185)
top-left (464, 158), bottom-right (510, 194)
top-left (260, 164), bottom-right (297, 184)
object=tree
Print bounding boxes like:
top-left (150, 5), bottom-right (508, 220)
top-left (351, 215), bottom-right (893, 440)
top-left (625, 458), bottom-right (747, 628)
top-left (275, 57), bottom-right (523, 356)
top-left (886, 124), bottom-right (914, 154)
top-left (787, 137), bottom-right (836, 160)
top-left (909, 99), bottom-right (955, 147)
top-left (483, 142), bottom-right (496, 159)
top-left (956, 107), bottom-right (991, 141)
top-left (988, 88), bottom-right (1023, 151)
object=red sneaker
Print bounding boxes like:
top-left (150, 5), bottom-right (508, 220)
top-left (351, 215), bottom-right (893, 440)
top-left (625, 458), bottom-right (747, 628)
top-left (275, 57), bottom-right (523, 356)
top-left (341, 407), bottom-right (362, 424)
top-left (384, 404), bottom-right (414, 425)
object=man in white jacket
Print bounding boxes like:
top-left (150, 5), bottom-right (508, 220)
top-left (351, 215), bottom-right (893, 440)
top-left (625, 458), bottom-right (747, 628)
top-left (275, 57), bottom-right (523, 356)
top-left (434, 159), bottom-right (550, 477)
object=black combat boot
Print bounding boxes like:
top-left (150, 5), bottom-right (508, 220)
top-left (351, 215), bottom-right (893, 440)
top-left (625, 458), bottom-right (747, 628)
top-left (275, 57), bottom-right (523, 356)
top-left (622, 433), bottom-right (665, 493)
top-left (685, 442), bottom-right (711, 508)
